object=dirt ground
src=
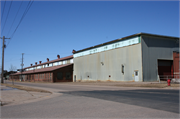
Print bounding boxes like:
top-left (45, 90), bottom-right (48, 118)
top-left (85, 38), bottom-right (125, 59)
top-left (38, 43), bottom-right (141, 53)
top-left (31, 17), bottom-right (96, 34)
top-left (3, 80), bottom-right (180, 89)
top-left (57, 81), bottom-right (180, 88)
top-left (1, 83), bottom-right (51, 93)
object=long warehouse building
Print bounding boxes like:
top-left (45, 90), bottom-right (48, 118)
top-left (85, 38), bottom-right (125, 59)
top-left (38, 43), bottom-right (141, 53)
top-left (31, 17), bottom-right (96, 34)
top-left (10, 55), bottom-right (73, 82)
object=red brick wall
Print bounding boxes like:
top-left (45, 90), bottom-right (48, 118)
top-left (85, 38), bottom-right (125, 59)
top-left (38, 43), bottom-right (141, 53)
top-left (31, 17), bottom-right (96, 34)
top-left (10, 75), bottom-right (20, 81)
top-left (173, 52), bottom-right (179, 78)
top-left (10, 64), bottom-right (73, 83)
top-left (29, 72), bottom-right (53, 82)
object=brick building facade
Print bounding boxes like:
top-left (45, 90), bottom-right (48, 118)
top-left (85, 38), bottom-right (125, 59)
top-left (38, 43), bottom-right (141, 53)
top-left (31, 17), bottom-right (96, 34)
top-left (10, 55), bottom-right (73, 83)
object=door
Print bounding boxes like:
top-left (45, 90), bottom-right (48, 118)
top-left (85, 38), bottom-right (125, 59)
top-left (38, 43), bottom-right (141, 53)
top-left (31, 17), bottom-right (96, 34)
top-left (134, 71), bottom-right (139, 82)
top-left (158, 60), bottom-right (173, 80)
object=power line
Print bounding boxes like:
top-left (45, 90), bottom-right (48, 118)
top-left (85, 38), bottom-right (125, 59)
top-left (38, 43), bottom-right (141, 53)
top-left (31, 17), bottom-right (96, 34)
top-left (10, 0), bottom-right (34, 39)
top-left (7, 0), bottom-right (24, 37)
top-left (0, 0), bottom-right (7, 27)
top-left (1, 0), bottom-right (13, 35)
top-left (6, 0), bottom-right (34, 48)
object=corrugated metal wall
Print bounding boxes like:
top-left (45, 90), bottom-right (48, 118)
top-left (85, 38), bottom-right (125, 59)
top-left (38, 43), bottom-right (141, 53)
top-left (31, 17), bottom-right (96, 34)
top-left (73, 43), bottom-right (142, 82)
top-left (141, 35), bottom-right (179, 82)
top-left (173, 52), bottom-right (179, 78)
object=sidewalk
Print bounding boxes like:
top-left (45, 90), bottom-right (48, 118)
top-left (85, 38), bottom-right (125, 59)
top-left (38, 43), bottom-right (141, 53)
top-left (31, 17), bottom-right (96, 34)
top-left (0, 85), bottom-right (52, 106)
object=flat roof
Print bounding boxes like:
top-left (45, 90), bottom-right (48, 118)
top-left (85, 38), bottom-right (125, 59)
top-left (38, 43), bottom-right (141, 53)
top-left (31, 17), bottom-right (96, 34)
top-left (73, 32), bottom-right (179, 54)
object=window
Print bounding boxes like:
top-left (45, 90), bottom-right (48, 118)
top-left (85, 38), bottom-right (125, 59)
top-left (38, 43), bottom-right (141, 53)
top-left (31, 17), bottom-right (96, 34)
top-left (59, 61), bottom-right (62, 65)
top-left (66, 60), bottom-right (70, 64)
top-left (53, 62), bottom-right (58, 66)
top-left (70, 59), bottom-right (73, 63)
top-left (66, 72), bottom-right (71, 80)
top-left (45, 73), bottom-right (49, 80)
top-left (63, 61), bottom-right (66, 65)
top-left (42, 74), bottom-right (44, 79)
top-left (35, 74), bottom-right (38, 79)
top-left (50, 73), bottom-right (52, 80)
top-left (135, 71), bottom-right (138, 76)
top-left (48, 63), bottom-right (52, 67)
top-left (37, 66), bottom-right (41, 69)
top-left (44, 73), bottom-right (46, 80)
top-left (57, 72), bottom-right (63, 80)
top-left (32, 74), bottom-right (34, 80)
top-left (40, 74), bottom-right (42, 79)
top-left (47, 73), bottom-right (49, 80)
top-left (122, 65), bottom-right (124, 74)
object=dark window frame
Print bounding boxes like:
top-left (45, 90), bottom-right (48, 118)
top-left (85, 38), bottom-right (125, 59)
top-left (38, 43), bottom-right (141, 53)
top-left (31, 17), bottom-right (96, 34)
top-left (122, 65), bottom-right (124, 74)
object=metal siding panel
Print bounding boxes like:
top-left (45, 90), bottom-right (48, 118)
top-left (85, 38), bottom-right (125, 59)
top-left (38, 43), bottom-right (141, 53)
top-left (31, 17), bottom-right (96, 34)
top-left (73, 43), bottom-right (143, 82)
top-left (141, 36), bottom-right (179, 82)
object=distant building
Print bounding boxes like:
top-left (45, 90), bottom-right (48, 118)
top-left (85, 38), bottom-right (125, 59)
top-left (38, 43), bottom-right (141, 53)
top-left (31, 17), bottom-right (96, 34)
top-left (10, 55), bottom-right (73, 82)
top-left (73, 33), bottom-right (179, 82)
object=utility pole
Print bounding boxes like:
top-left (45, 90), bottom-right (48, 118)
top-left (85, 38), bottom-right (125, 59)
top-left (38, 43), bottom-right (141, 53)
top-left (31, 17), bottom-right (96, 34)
top-left (21, 53), bottom-right (24, 81)
top-left (1, 36), bottom-right (10, 84)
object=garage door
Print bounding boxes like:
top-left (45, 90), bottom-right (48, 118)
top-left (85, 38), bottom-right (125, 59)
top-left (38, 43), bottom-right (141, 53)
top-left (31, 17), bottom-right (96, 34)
top-left (158, 60), bottom-right (173, 80)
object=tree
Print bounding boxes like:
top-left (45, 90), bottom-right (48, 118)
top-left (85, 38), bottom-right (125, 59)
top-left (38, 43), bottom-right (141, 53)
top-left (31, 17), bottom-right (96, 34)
top-left (9, 64), bottom-right (17, 72)
top-left (9, 64), bottom-right (17, 85)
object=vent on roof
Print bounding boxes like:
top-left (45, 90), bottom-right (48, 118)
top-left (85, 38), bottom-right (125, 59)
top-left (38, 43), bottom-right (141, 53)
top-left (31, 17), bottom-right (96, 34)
top-left (35, 62), bottom-right (37, 65)
top-left (72, 49), bottom-right (76, 54)
top-left (57, 55), bottom-right (60, 59)
top-left (31, 64), bottom-right (33, 66)
top-left (39, 61), bottom-right (42, 64)
top-left (47, 58), bottom-right (49, 62)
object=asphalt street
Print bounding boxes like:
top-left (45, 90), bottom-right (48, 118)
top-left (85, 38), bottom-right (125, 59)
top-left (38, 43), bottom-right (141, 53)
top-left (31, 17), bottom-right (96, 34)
top-left (1, 81), bottom-right (179, 118)
top-left (62, 89), bottom-right (179, 113)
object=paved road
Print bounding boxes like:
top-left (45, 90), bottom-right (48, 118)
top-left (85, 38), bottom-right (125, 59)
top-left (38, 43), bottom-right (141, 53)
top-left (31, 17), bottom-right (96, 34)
top-left (2, 81), bottom-right (179, 118)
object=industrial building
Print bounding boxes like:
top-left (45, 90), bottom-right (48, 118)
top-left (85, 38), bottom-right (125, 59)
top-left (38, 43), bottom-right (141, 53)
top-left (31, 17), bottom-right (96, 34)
top-left (73, 33), bottom-right (179, 82)
top-left (10, 55), bottom-right (73, 82)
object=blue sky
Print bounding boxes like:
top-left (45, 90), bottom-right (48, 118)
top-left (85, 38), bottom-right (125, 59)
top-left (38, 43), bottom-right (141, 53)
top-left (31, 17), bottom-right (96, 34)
top-left (0, 1), bottom-right (179, 71)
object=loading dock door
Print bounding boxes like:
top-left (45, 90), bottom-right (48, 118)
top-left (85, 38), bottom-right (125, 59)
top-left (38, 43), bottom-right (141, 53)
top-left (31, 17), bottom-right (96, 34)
top-left (158, 60), bottom-right (173, 80)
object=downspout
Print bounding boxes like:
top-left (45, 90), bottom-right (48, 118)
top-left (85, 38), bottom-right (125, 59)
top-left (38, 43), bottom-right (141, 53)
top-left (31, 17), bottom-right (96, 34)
top-left (140, 35), bottom-right (143, 82)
